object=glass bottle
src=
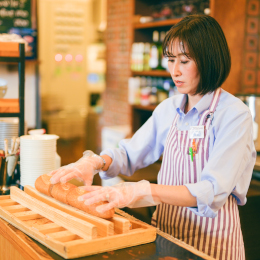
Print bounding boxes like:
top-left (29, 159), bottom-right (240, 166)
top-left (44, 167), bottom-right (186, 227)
top-left (149, 31), bottom-right (161, 70)
top-left (143, 43), bottom-right (151, 71)
top-left (160, 31), bottom-right (168, 71)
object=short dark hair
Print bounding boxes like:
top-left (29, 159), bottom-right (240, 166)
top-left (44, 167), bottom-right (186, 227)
top-left (163, 14), bottom-right (231, 95)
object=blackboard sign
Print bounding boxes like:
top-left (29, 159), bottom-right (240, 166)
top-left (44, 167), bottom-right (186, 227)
top-left (0, 0), bottom-right (31, 32)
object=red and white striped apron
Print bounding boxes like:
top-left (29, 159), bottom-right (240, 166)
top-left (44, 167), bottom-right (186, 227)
top-left (151, 88), bottom-right (245, 260)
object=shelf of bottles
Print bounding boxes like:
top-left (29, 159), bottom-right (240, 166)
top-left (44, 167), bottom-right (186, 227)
top-left (130, 29), bottom-right (176, 107)
top-left (128, 76), bottom-right (179, 108)
top-left (130, 0), bottom-right (210, 111)
top-left (131, 30), bottom-right (168, 73)
top-left (133, 0), bottom-right (210, 29)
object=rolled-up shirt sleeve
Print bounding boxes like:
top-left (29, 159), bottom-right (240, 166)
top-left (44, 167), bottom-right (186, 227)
top-left (185, 109), bottom-right (256, 218)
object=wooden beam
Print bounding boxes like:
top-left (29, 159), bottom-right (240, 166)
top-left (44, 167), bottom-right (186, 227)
top-left (10, 187), bottom-right (97, 240)
top-left (3, 205), bottom-right (29, 213)
top-left (47, 230), bottom-right (80, 242)
top-left (36, 223), bottom-right (65, 235)
top-left (0, 199), bottom-right (18, 207)
top-left (13, 211), bottom-right (42, 221)
top-left (64, 227), bottom-right (156, 258)
top-left (24, 185), bottom-right (114, 237)
top-left (110, 215), bottom-right (131, 234)
top-left (0, 195), bottom-right (10, 200)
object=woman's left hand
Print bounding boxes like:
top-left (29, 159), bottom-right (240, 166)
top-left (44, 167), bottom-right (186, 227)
top-left (78, 180), bottom-right (156, 213)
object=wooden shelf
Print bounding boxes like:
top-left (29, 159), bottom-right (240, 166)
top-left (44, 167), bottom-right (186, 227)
top-left (0, 99), bottom-right (19, 113)
top-left (132, 70), bottom-right (171, 77)
top-left (0, 42), bottom-right (22, 58)
top-left (0, 57), bottom-right (22, 63)
top-left (134, 18), bottom-right (182, 29)
top-left (0, 43), bottom-right (25, 136)
top-left (132, 104), bottom-right (157, 111)
top-left (0, 59), bottom-right (40, 65)
top-left (0, 113), bottom-right (21, 117)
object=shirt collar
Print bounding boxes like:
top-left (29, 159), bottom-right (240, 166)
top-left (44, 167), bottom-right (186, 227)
top-left (176, 94), bottom-right (187, 116)
top-left (195, 91), bottom-right (214, 115)
top-left (176, 91), bottom-right (215, 116)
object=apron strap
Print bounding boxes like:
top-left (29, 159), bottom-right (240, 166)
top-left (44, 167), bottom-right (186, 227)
top-left (198, 88), bottom-right (222, 129)
top-left (173, 88), bottom-right (222, 131)
top-left (172, 112), bottom-right (179, 126)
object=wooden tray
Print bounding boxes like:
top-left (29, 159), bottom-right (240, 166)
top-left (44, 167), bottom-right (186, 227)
top-left (0, 186), bottom-right (156, 259)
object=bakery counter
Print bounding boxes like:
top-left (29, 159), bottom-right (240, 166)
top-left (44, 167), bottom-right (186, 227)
top-left (0, 216), bottom-right (211, 260)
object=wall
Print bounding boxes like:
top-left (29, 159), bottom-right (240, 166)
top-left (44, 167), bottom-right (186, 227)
top-left (102, 0), bottom-right (133, 128)
top-left (212, 0), bottom-right (247, 94)
top-left (241, 0), bottom-right (260, 93)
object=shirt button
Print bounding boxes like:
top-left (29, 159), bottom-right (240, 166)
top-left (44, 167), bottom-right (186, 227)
top-left (185, 122), bottom-right (189, 126)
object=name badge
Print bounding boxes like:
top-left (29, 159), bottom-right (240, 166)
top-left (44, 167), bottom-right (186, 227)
top-left (189, 126), bottom-right (204, 139)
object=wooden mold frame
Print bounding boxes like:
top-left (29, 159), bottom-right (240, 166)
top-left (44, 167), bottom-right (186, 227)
top-left (0, 186), bottom-right (156, 259)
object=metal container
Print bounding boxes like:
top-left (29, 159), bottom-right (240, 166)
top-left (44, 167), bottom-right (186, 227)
top-left (0, 155), bottom-right (18, 195)
top-left (236, 94), bottom-right (260, 152)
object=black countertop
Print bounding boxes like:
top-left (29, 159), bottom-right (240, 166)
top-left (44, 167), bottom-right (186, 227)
top-left (34, 234), bottom-right (206, 260)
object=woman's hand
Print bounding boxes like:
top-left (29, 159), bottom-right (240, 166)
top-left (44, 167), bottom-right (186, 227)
top-left (78, 180), bottom-right (158, 213)
top-left (49, 150), bottom-right (105, 186)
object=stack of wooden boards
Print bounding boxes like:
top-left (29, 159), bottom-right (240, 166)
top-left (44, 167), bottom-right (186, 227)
top-left (0, 186), bottom-right (156, 259)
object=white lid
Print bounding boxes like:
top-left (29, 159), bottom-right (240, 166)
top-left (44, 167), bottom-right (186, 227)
top-left (20, 134), bottom-right (59, 140)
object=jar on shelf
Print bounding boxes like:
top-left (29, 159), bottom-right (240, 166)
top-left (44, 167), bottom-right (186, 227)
top-left (150, 78), bottom-right (158, 105)
top-left (157, 78), bottom-right (168, 103)
top-left (141, 87), bottom-right (151, 106)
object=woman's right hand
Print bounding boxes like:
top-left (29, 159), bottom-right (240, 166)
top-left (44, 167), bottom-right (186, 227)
top-left (49, 150), bottom-right (105, 186)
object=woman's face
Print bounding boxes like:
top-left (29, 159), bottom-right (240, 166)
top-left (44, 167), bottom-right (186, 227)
top-left (168, 40), bottom-right (200, 96)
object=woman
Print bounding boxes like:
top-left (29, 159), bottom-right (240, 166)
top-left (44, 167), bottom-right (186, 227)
top-left (49, 15), bottom-right (256, 259)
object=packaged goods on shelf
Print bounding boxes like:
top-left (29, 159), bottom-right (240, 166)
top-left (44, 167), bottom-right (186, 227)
top-left (0, 34), bottom-right (29, 57)
top-left (131, 31), bottom-right (168, 72)
top-left (131, 42), bottom-right (150, 72)
top-left (128, 76), bottom-right (178, 106)
top-left (128, 77), bottom-right (141, 105)
top-left (8, 28), bottom-right (37, 60)
top-left (149, 0), bottom-right (210, 22)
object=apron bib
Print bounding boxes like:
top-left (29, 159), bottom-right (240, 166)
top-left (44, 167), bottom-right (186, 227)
top-left (151, 88), bottom-right (245, 260)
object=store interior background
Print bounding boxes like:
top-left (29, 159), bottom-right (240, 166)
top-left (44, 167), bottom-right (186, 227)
top-left (0, 0), bottom-right (260, 259)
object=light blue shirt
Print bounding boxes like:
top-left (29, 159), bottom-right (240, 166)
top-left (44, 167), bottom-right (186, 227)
top-left (100, 90), bottom-right (256, 218)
